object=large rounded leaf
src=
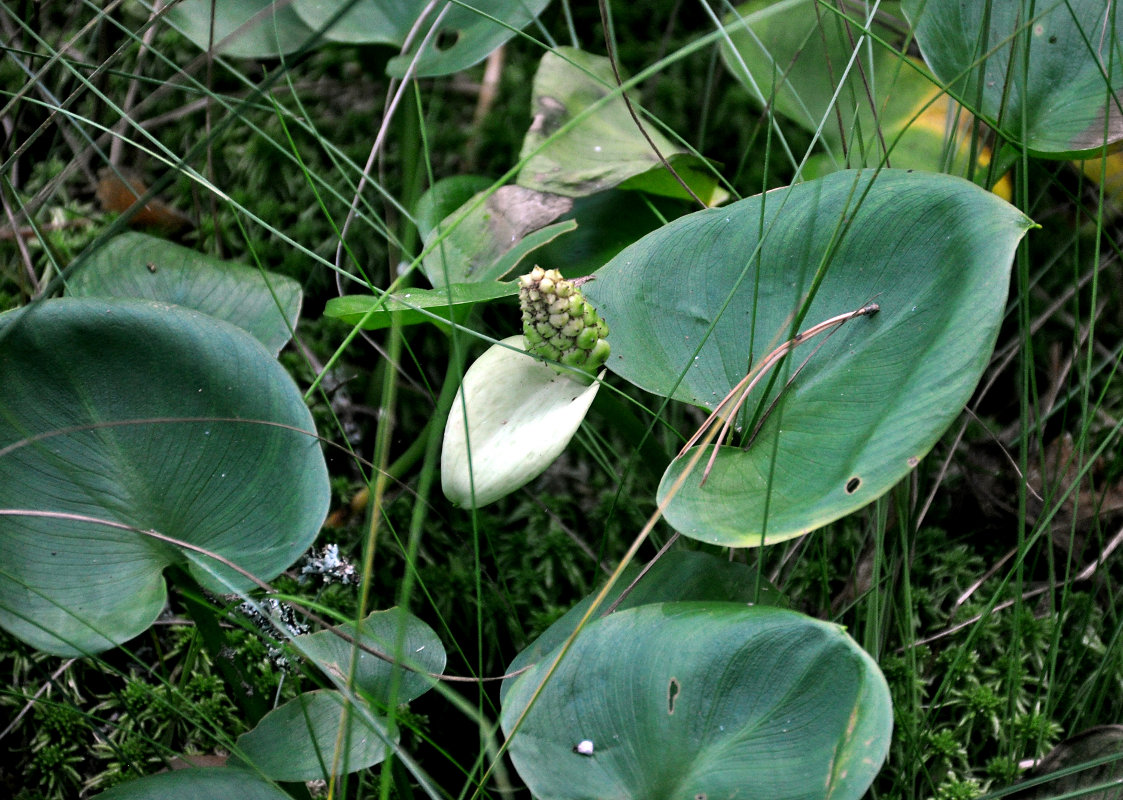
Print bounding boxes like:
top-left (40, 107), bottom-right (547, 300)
top-left (441, 336), bottom-right (602, 508)
top-left (721, 0), bottom-right (1005, 187)
top-left (95, 767), bottom-right (290, 799)
top-left (721, 1), bottom-right (929, 146)
top-left (903, 0), bottom-right (1123, 157)
top-left (292, 0), bottom-right (551, 78)
top-left (502, 549), bottom-right (787, 703)
top-left (501, 603), bottom-right (892, 800)
top-left (583, 169), bottom-right (1032, 546)
top-left (296, 607), bottom-right (446, 704)
top-left (235, 690), bottom-right (395, 781)
top-left (69, 232), bottom-right (302, 356)
top-left (166, 0), bottom-right (315, 58)
top-left (0, 298), bottom-right (329, 656)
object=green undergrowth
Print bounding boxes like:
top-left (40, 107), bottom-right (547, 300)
top-left (2, 2), bottom-right (1123, 799)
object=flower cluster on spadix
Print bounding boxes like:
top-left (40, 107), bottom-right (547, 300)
top-left (518, 266), bottom-right (610, 375)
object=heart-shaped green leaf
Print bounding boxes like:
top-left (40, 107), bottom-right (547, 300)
top-left (166, 0), bottom-right (316, 58)
top-left (296, 607), bottom-right (446, 704)
top-left (517, 48), bottom-right (728, 204)
top-left (291, 0), bottom-right (551, 78)
top-left (441, 335), bottom-right (602, 508)
top-left (0, 298), bottom-right (329, 656)
top-left (235, 689), bottom-right (395, 781)
top-left (502, 549), bottom-right (787, 703)
top-left (94, 766), bottom-right (290, 799)
top-left (583, 169), bottom-right (1032, 546)
top-left (902, 0), bottom-right (1123, 157)
top-left (722, 2), bottom-right (924, 145)
top-left (70, 233), bottom-right (301, 356)
top-left (501, 603), bottom-right (892, 800)
top-left (721, 0), bottom-right (1003, 185)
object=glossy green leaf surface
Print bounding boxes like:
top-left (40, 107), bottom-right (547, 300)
top-left (235, 690), bottom-right (394, 781)
top-left (167, 0), bottom-right (549, 72)
top-left (584, 170), bottom-right (1032, 546)
top-left (501, 603), bottom-right (892, 800)
top-left (441, 336), bottom-right (602, 508)
top-left (903, 0), bottom-right (1123, 157)
top-left (70, 233), bottom-right (302, 356)
top-left (94, 767), bottom-right (290, 799)
top-left (0, 299), bottom-right (329, 656)
top-left (296, 607), bottom-right (445, 704)
top-left (293, 0), bottom-right (550, 78)
top-left (722, 2), bottom-right (922, 144)
top-left (502, 549), bottom-right (786, 703)
top-left (325, 281), bottom-right (517, 331)
top-left (166, 0), bottom-right (316, 58)
top-left (721, 0), bottom-right (997, 182)
top-left (517, 48), bottom-right (727, 204)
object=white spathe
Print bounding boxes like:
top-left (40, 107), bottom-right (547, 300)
top-left (441, 335), bottom-right (603, 508)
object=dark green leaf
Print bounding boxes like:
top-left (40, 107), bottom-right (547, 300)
top-left (166, 0), bottom-right (316, 58)
top-left (235, 690), bottom-right (395, 781)
top-left (1006, 725), bottom-right (1123, 800)
top-left (584, 169), bottom-right (1032, 546)
top-left (292, 0), bottom-right (551, 78)
top-left (296, 607), bottom-right (446, 704)
top-left (720, 0), bottom-right (1005, 184)
top-left (94, 766), bottom-right (290, 799)
top-left (903, 0), bottom-right (1123, 157)
top-left (70, 233), bottom-right (301, 356)
top-left (0, 299), bottom-right (329, 655)
top-left (415, 175), bottom-right (495, 242)
top-left (502, 603), bottom-right (892, 800)
top-left (502, 549), bottom-right (787, 703)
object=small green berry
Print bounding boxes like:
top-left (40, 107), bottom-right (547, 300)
top-left (586, 339), bottom-right (611, 365)
top-left (575, 326), bottom-right (599, 350)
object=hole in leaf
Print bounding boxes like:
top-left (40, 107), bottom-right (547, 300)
top-left (667, 677), bottom-right (680, 714)
top-left (845, 477), bottom-right (861, 494)
top-left (695, 794), bottom-right (708, 800)
top-left (435, 29), bottom-right (460, 51)
top-left (907, 456), bottom-right (919, 468)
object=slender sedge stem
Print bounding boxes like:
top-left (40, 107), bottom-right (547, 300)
top-left (679, 302), bottom-right (880, 484)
